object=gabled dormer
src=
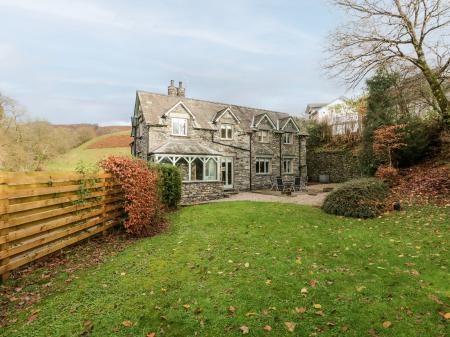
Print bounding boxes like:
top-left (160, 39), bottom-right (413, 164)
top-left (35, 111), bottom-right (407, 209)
top-left (212, 106), bottom-right (240, 125)
top-left (212, 107), bottom-right (241, 140)
top-left (161, 101), bottom-right (197, 136)
top-left (253, 113), bottom-right (276, 130)
top-left (280, 117), bottom-right (300, 133)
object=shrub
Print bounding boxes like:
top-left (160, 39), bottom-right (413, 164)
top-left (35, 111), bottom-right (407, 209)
top-left (152, 163), bottom-right (182, 208)
top-left (394, 117), bottom-right (442, 167)
top-left (306, 121), bottom-right (333, 148)
top-left (374, 165), bottom-right (399, 186)
top-left (100, 156), bottom-right (164, 237)
top-left (322, 178), bottom-right (389, 218)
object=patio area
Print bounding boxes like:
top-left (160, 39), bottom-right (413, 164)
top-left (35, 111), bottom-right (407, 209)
top-left (214, 183), bottom-right (340, 207)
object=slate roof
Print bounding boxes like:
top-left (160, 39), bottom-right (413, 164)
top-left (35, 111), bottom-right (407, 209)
top-left (150, 140), bottom-right (222, 156)
top-left (137, 91), bottom-right (304, 133)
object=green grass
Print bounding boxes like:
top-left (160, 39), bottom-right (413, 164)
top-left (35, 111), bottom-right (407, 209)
top-left (2, 202), bottom-right (449, 336)
top-left (44, 131), bottom-right (131, 171)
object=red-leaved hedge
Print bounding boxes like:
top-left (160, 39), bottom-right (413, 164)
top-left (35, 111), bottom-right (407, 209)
top-left (100, 156), bottom-right (164, 236)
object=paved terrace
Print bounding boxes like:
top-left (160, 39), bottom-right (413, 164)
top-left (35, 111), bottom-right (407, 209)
top-left (212, 183), bottom-right (340, 207)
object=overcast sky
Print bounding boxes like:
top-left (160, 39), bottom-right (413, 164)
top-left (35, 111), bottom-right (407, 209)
top-left (0, 0), bottom-right (354, 125)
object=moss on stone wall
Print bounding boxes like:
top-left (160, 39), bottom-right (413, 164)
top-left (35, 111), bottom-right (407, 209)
top-left (307, 149), bottom-right (363, 183)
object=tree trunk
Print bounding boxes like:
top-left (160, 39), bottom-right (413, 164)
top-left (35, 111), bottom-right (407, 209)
top-left (413, 44), bottom-right (450, 128)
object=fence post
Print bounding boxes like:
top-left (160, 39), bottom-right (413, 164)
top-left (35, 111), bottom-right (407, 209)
top-left (101, 177), bottom-right (107, 235)
top-left (0, 185), bottom-right (10, 282)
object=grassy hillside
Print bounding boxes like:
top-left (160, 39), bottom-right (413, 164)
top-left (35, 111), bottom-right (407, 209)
top-left (44, 131), bottom-right (132, 172)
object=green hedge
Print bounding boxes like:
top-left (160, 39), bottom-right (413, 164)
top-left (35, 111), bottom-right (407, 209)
top-left (322, 178), bottom-right (389, 218)
top-left (150, 163), bottom-right (182, 208)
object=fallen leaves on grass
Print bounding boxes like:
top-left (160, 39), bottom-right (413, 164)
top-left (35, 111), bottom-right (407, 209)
top-left (27, 310), bottom-right (39, 324)
top-left (83, 320), bottom-right (93, 334)
top-left (265, 279), bottom-right (272, 285)
top-left (284, 321), bottom-right (296, 332)
top-left (146, 333), bottom-right (156, 337)
top-left (240, 325), bottom-right (249, 334)
top-left (313, 304), bottom-right (322, 309)
top-left (122, 320), bottom-right (133, 327)
top-left (308, 279), bottom-right (318, 287)
top-left (0, 232), bottom-right (135, 328)
top-left (382, 321), bottom-right (392, 328)
top-left (295, 307), bottom-right (306, 314)
top-left (263, 325), bottom-right (272, 331)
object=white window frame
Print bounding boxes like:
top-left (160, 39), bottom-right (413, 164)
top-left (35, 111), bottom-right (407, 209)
top-left (283, 159), bottom-right (293, 174)
top-left (257, 130), bottom-right (269, 143)
top-left (283, 133), bottom-right (293, 144)
top-left (171, 118), bottom-right (187, 136)
top-left (255, 158), bottom-right (271, 175)
top-left (220, 124), bottom-right (233, 140)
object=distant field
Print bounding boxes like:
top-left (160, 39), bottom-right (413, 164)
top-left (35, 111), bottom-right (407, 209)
top-left (87, 134), bottom-right (132, 149)
top-left (44, 131), bottom-right (132, 172)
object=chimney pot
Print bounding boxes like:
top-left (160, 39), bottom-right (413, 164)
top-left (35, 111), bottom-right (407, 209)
top-left (177, 81), bottom-right (186, 97)
top-left (168, 80), bottom-right (177, 96)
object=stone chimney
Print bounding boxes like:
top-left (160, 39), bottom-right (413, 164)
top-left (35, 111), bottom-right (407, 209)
top-left (168, 80), bottom-right (177, 96)
top-left (177, 81), bottom-right (185, 97)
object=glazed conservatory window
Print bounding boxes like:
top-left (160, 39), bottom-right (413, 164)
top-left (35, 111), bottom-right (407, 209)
top-left (172, 118), bottom-right (187, 136)
top-left (204, 158), bottom-right (218, 180)
top-left (220, 124), bottom-right (233, 139)
top-left (255, 158), bottom-right (270, 174)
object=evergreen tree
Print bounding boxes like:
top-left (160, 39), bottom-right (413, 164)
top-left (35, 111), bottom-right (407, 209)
top-left (360, 69), bottom-right (399, 175)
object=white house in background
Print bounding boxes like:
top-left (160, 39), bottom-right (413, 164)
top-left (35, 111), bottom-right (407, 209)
top-left (305, 97), bottom-right (361, 135)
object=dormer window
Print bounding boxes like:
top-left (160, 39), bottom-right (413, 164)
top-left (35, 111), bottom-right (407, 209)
top-left (220, 124), bottom-right (233, 139)
top-left (172, 118), bottom-right (187, 136)
top-left (257, 130), bottom-right (269, 143)
top-left (283, 133), bottom-right (293, 144)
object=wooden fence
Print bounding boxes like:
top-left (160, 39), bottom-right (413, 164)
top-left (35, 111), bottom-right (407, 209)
top-left (0, 172), bottom-right (124, 281)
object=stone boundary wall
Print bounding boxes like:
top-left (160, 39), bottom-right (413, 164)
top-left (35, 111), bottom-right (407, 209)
top-left (180, 181), bottom-right (225, 204)
top-left (307, 150), bottom-right (363, 183)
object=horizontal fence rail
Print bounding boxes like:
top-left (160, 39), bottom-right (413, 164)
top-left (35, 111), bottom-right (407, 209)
top-left (0, 172), bottom-right (124, 280)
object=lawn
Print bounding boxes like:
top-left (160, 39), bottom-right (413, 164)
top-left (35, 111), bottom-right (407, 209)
top-left (44, 131), bottom-right (132, 171)
top-left (1, 202), bottom-right (449, 336)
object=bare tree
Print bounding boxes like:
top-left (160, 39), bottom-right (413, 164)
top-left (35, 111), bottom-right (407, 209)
top-left (326, 0), bottom-right (450, 126)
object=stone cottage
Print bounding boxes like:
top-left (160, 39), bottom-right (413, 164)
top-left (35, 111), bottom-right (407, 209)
top-left (131, 80), bottom-right (307, 203)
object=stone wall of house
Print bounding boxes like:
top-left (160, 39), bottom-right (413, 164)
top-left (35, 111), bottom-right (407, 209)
top-left (138, 102), bottom-right (306, 192)
top-left (180, 181), bottom-right (225, 204)
top-left (307, 150), bottom-right (362, 183)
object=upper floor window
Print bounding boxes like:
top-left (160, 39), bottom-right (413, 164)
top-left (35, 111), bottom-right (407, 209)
top-left (220, 124), bottom-right (233, 139)
top-left (283, 133), bottom-right (293, 144)
top-left (257, 130), bottom-right (269, 143)
top-left (172, 118), bottom-right (187, 136)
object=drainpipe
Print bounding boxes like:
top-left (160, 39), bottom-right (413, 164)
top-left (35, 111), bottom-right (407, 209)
top-left (298, 135), bottom-right (301, 176)
top-left (249, 132), bottom-right (252, 191)
top-left (279, 133), bottom-right (282, 177)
